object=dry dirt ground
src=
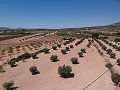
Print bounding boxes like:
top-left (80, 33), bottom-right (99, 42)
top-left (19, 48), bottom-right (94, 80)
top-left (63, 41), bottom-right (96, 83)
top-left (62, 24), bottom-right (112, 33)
top-left (0, 33), bottom-right (62, 66)
top-left (99, 40), bottom-right (120, 73)
top-left (0, 39), bottom-right (116, 90)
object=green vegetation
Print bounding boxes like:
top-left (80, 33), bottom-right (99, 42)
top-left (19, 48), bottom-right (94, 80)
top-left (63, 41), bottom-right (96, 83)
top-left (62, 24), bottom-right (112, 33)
top-left (81, 48), bottom-right (86, 53)
top-left (109, 52), bottom-right (116, 58)
top-left (111, 73), bottom-right (120, 85)
top-left (117, 58), bottom-right (120, 65)
top-left (50, 55), bottom-right (58, 62)
top-left (31, 53), bottom-right (38, 59)
top-left (70, 45), bottom-right (73, 48)
top-left (70, 57), bottom-right (79, 64)
top-left (3, 80), bottom-right (14, 90)
top-left (66, 47), bottom-right (70, 51)
top-left (8, 60), bottom-right (16, 67)
top-left (105, 63), bottom-right (113, 69)
top-left (102, 45), bottom-right (107, 51)
top-left (29, 66), bottom-right (39, 75)
top-left (106, 49), bottom-right (112, 54)
top-left (57, 44), bottom-right (61, 48)
top-left (52, 46), bottom-right (57, 50)
top-left (17, 53), bottom-right (31, 61)
top-left (78, 52), bottom-right (83, 57)
top-left (58, 65), bottom-right (72, 78)
top-left (61, 49), bottom-right (67, 54)
top-left (43, 48), bottom-right (50, 54)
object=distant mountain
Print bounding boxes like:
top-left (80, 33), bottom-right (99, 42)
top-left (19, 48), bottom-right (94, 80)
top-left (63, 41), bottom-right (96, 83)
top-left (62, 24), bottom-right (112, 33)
top-left (0, 22), bottom-right (120, 30)
top-left (107, 22), bottom-right (120, 26)
top-left (0, 27), bottom-right (11, 30)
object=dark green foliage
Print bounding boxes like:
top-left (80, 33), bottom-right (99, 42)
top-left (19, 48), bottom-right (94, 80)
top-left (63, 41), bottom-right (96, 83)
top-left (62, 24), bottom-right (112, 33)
top-left (100, 52), bottom-right (104, 56)
top-left (117, 47), bottom-right (120, 51)
top-left (8, 60), bottom-right (16, 67)
top-left (38, 49), bottom-right (43, 53)
top-left (66, 40), bottom-right (70, 44)
top-left (17, 53), bottom-right (31, 61)
top-left (106, 49), bottom-right (112, 54)
top-left (81, 48), bottom-right (86, 53)
top-left (57, 44), bottom-right (61, 48)
top-left (70, 45), bottom-right (73, 48)
top-left (113, 45), bottom-right (118, 49)
top-left (109, 52), bottom-right (116, 58)
top-left (75, 43), bottom-right (78, 46)
top-left (117, 58), bottom-right (120, 65)
top-left (105, 63), bottom-right (113, 69)
top-left (108, 43), bottom-right (113, 46)
top-left (111, 73), bottom-right (120, 85)
top-left (63, 42), bottom-right (67, 45)
top-left (70, 57), bottom-right (79, 64)
top-left (92, 33), bottom-right (99, 39)
top-left (78, 52), bottom-right (83, 57)
top-left (0, 65), bottom-right (5, 73)
top-left (114, 38), bottom-right (120, 42)
top-left (3, 80), bottom-right (14, 90)
top-left (58, 65), bottom-right (72, 78)
top-left (52, 46), bottom-right (57, 50)
top-left (29, 66), bottom-right (39, 75)
top-left (43, 48), bottom-right (50, 54)
top-left (87, 44), bottom-right (90, 48)
top-left (61, 49), bottom-right (67, 54)
top-left (102, 45), bottom-right (107, 50)
top-left (31, 53), bottom-right (37, 59)
top-left (77, 41), bottom-right (81, 44)
top-left (66, 47), bottom-right (70, 51)
top-left (50, 55), bottom-right (58, 62)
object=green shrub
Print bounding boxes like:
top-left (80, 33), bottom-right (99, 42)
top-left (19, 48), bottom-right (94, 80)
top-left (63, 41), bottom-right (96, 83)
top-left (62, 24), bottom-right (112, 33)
top-left (87, 44), bottom-right (90, 48)
top-left (102, 45), bottom-right (107, 51)
top-left (57, 44), bottom-right (61, 48)
top-left (77, 41), bottom-right (81, 44)
top-left (29, 66), bottom-right (39, 75)
top-left (78, 52), bottom-right (83, 57)
top-left (109, 52), bottom-right (116, 58)
top-left (109, 43), bottom-right (113, 46)
top-left (65, 47), bottom-right (70, 51)
top-left (50, 55), bottom-right (58, 62)
top-left (58, 65), bottom-right (72, 78)
top-left (70, 45), bottom-right (73, 48)
top-left (105, 63), bottom-right (113, 69)
top-left (113, 45), bottom-right (118, 49)
top-left (75, 43), bottom-right (78, 46)
top-left (100, 52), bottom-right (104, 56)
top-left (66, 40), bottom-right (70, 44)
top-left (31, 53), bottom-right (37, 59)
top-left (61, 49), bottom-right (67, 54)
top-left (117, 47), bottom-right (120, 51)
top-left (70, 57), bottom-right (79, 64)
top-left (81, 48), bottom-right (86, 53)
top-left (63, 42), bottom-right (67, 45)
top-left (3, 80), bottom-right (14, 90)
top-left (43, 48), bottom-right (50, 54)
top-left (106, 49), bottom-right (112, 54)
top-left (8, 60), bottom-right (16, 67)
top-left (111, 73), bottom-right (120, 85)
top-left (17, 53), bottom-right (31, 61)
top-left (0, 65), bottom-right (5, 73)
top-left (52, 46), bottom-right (57, 50)
top-left (117, 58), bottom-right (120, 65)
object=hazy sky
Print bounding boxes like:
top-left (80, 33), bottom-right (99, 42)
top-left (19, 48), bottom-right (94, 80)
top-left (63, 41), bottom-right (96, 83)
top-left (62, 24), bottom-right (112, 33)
top-left (0, 0), bottom-right (120, 28)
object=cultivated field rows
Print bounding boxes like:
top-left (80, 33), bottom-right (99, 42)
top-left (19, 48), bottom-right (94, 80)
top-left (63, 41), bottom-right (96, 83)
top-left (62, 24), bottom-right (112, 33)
top-left (99, 40), bottom-right (120, 73)
top-left (0, 39), bottom-right (115, 90)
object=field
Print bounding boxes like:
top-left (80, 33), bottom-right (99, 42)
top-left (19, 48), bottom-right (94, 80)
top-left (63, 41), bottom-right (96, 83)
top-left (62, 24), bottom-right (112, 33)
top-left (0, 29), bottom-right (120, 90)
